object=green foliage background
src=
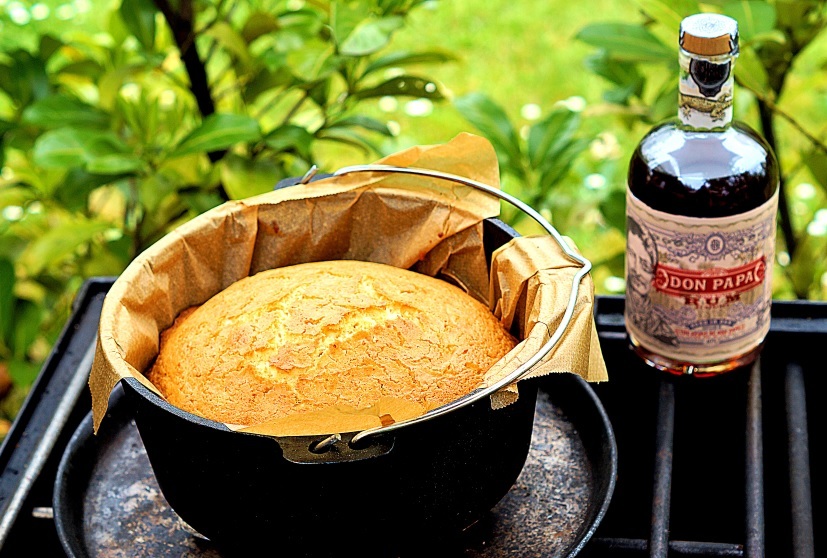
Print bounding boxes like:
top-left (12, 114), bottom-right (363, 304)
top-left (0, 0), bottom-right (825, 431)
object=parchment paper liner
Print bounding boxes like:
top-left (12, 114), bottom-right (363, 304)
top-left (89, 133), bottom-right (608, 437)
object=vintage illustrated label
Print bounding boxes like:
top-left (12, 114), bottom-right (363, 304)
top-left (625, 189), bottom-right (778, 363)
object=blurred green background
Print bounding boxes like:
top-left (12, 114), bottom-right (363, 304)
top-left (1, 0), bottom-right (825, 435)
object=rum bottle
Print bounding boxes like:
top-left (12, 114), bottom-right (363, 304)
top-left (624, 14), bottom-right (779, 376)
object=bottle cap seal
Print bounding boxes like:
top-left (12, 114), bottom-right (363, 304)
top-left (680, 14), bottom-right (739, 56)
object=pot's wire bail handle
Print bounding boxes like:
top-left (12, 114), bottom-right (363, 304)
top-left (300, 164), bottom-right (592, 445)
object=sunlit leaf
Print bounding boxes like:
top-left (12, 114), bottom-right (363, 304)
top-left (735, 45), bottom-right (770, 97)
top-left (220, 153), bottom-right (283, 200)
top-left (32, 128), bottom-right (87, 168)
top-left (724, 1), bottom-right (776, 41)
top-left (576, 23), bottom-right (673, 63)
top-left (206, 21), bottom-right (252, 66)
top-left (0, 186), bottom-right (35, 209)
top-left (86, 153), bottom-right (143, 175)
top-left (18, 219), bottom-right (112, 276)
top-left (331, 1), bottom-right (370, 47)
top-left (633, 0), bottom-right (701, 33)
top-left (285, 39), bottom-right (340, 82)
top-left (33, 128), bottom-right (135, 174)
top-left (171, 114), bottom-right (261, 158)
top-left (340, 17), bottom-right (404, 56)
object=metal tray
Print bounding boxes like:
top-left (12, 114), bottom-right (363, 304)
top-left (53, 373), bottom-right (616, 557)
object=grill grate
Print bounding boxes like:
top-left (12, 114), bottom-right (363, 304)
top-left (0, 284), bottom-right (824, 557)
top-left (582, 296), bottom-right (824, 558)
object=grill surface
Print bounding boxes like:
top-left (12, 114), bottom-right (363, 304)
top-left (0, 281), bottom-right (824, 556)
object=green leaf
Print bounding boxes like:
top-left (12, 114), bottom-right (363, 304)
top-left (340, 17), bottom-right (404, 56)
top-left (748, 30), bottom-right (786, 46)
top-left (22, 95), bottom-right (110, 129)
top-left (54, 170), bottom-right (119, 212)
top-left (649, 80), bottom-right (679, 122)
top-left (58, 60), bottom-right (106, 79)
top-left (180, 190), bottom-right (225, 215)
top-left (0, 51), bottom-right (51, 105)
top-left (33, 128), bottom-right (135, 174)
top-left (86, 153), bottom-right (143, 175)
top-left (18, 219), bottom-right (112, 276)
top-left (206, 21), bottom-right (252, 66)
top-left (735, 45), bottom-right (770, 97)
top-left (220, 154), bottom-right (283, 200)
top-left (286, 40), bottom-right (340, 82)
top-left (600, 189), bottom-right (627, 232)
top-left (119, 0), bottom-right (157, 51)
top-left (8, 358), bottom-right (42, 386)
top-left (0, 186), bottom-right (35, 209)
top-left (455, 93), bottom-right (523, 176)
top-left (263, 124), bottom-right (314, 160)
top-left (9, 301), bottom-right (40, 360)
top-left (307, 80), bottom-right (331, 107)
top-left (331, 2), bottom-right (371, 47)
top-left (527, 109), bottom-right (582, 168)
top-left (0, 259), bottom-right (14, 344)
top-left (724, 1), bottom-right (776, 41)
top-left (537, 138), bottom-right (592, 191)
top-left (316, 128), bottom-right (381, 155)
top-left (576, 23), bottom-right (673, 63)
top-left (353, 75), bottom-right (444, 100)
top-left (243, 66), bottom-right (293, 104)
top-left (805, 151), bottom-right (827, 191)
top-left (328, 115), bottom-right (393, 137)
top-left (633, 0), bottom-right (701, 33)
top-left (364, 50), bottom-right (457, 76)
top-left (171, 114), bottom-right (262, 158)
top-left (584, 52), bottom-right (644, 91)
top-left (0, 120), bottom-right (10, 168)
top-left (39, 35), bottom-right (63, 61)
top-left (242, 11), bottom-right (281, 43)
top-left (32, 128), bottom-right (87, 168)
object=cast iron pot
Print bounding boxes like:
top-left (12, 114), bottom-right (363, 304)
top-left (118, 216), bottom-right (540, 556)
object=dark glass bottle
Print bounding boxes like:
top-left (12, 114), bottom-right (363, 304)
top-left (624, 14), bottom-right (779, 376)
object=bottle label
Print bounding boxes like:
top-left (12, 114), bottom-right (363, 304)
top-left (679, 49), bottom-right (733, 130)
top-left (625, 189), bottom-right (778, 363)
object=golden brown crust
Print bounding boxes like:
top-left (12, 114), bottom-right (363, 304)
top-left (147, 260), bottom-right (516, 426)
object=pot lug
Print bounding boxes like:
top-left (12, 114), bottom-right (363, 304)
top-left (276, 432), bottom-right (395, 464)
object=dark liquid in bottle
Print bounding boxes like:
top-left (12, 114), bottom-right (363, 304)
top-left (626, 120), bottom-right (779, 376)
top-left (628, 121), bottom-right (778, 218)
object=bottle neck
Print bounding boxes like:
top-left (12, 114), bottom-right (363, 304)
top-left (678, 49), bottom-right (735, 131)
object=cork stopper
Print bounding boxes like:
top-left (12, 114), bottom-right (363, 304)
top-left (680, 14), bottom-right (739, 56)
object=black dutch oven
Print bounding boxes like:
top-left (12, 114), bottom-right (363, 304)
top-left (78, 167), bottom-right (612, 556)
top-left (118, 216), bottom-right (538, 555)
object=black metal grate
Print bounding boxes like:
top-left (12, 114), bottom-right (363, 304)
top-left (0, 283), bottom-right (824, 557)
top-left (581, 296), bottom-right (824, 558)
